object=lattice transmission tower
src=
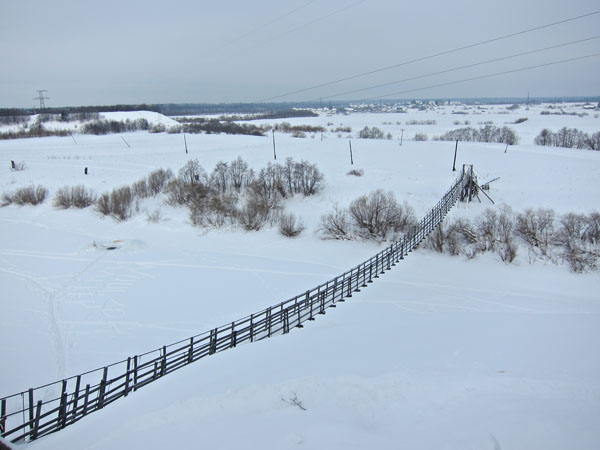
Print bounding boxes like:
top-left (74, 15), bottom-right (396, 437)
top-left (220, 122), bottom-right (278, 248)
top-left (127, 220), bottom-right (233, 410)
top-left (33, 90), bottom-right (50, 109)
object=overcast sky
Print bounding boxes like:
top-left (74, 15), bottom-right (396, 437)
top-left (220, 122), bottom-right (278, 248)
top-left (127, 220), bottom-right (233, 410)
top-left (1, 0), bottom-right (599, 108)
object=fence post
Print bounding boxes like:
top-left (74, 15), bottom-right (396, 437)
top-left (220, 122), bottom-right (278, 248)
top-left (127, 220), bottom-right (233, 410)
top-left (28, 388), bottom-right (34, 433)
top-left (188, 337), bottom-right (194, 364)
top-left (230, 322), bottom-right (236, 348)
top-left (296, 299), bottom-right (303, 328)
top-left (0, 398), bottom-right (6, 436)
top-left (31, 400), bottom-right (42, 440)
top-left (346, 271), bottom-right (352, 298)
top-left (319, 291), bottom-right (326, 314)
top-left (98, 367), bottom-right (108, 408)
top-left (267, 308), bottom-right (272, 337)
top-left (59, 391), bottom-right (67, 429)
top-left (83, 385), bottom-right (90, 416)
top-left (250, 315), bottom-right (254, 342)
top-left (161, 346), bottom-right (166, 376)
top-left (133, 356), bottom-right (139, 391)
top-left (58, 379), bottom-right (67, 429)
top-left (124, 357), bottom-right (131, 397)
top-left (71, 375), bottom-right (81, 422)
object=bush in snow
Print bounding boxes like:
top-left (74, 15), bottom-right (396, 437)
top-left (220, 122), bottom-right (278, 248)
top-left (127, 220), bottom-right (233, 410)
top-left (348, 190), bottom-right (417, 241)
top-left (53, 185), bottom-right (97, 209)
top-left (1, 185), bottom-right (48, 206)
top-left (318, 206), bottom-right (353, 240)
top-left (96, 186), bottom-right (136, 221)
top-left (358, 126), bottom-right (385, 139)
top-left (413, 132), bottom-right (428, 141)
top-left (279, 212), bottom-right (305, 237)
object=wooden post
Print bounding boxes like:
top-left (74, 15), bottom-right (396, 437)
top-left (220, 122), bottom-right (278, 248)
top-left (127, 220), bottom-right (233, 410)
top-left (250, 315), bottom-right (254, 342)
top-left (83, 385), bottom-right (90, 416)
top-left (296, 299), bottom-right (303, 328)
top-left (504, 143), bottom-right (508, 153)
top-left (10, 160), bottom-right (15, 170)
top-left (230, 322), bottom-right (236, 348)
top-left (272, 130), bottom-right (276, 160)
top-left (184, 133), bottom-right (188, 154)
top-left (124, 357), bottom-right (131, 397)
top-left (400, 129), bottom-right (404, 146)
top-left (452, 140), bottom-right (458, 171)
top-left (188, 338), bottom-right (194, 363)
top-left (121, 136), bottom-right (130, 148)
top-left (349, 140), bottom-right (353, 165)
top-left (346, 271), bottom-right (352, 298)
top-left (28, 388), bottom-right (34, 432)
top-left (59, 391), bottom-right (67, 429)
top-left (71, 375), bottom-right (81, 422)
top-left (84, 167), bottom-right (88, 175)
top-left (161, 346), bottom-right (166, 376)
top-left (31, 401), bottom-right (42, 440)
top-left (267, 308), bottom-right (272, 337)
top-left (133, 356), bottom-right (139, 392)
top-left (98, 367), bottom-right (108, 408)
top-left (0, 398), bottom-right (6, 435)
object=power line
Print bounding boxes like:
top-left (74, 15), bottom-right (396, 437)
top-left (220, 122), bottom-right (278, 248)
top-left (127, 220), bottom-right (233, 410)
top-left (318, 35), bottom-right (600, 101)
top-left (248, 0), bottom-right (366, 51)
top-left (257, 9), bottom-right (600, 102)
top-left (220, 0), bottom-right (318, 49)
top-left (353, 52), bottom-right (600, 102)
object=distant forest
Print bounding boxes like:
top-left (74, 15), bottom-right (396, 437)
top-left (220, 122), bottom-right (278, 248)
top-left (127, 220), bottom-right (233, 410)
top-left (1, 96), bottom-right (598, 117)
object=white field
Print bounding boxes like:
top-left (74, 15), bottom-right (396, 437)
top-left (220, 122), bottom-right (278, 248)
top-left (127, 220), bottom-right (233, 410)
top-left (1, 103), bottom-right (599, 450)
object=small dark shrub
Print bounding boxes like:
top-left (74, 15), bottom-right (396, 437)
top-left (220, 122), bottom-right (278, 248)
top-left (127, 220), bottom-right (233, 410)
top-left (413, 133), bottom-right (428, 141)
top-left (348, 190), bottom-right (416, 241)
top-left (53, 185), bottom-right (96, 209)
top-left (132, 179), bottom-right (149, 198)
top-left (2, 185), bottom-right (48, 206)
top-left (96, 186), bottom-right (136, 221)
top-left (318, 206), bottom-right (352, 240)
top-left (279, 212), bottom-right (305, 237)
top-left (147, 168), bottom-right (173, 196)
top-left (346, 169), bottom-right (364, 177)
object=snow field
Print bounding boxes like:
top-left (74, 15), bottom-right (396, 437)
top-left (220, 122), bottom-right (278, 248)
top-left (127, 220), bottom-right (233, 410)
top-left (1, 104), bottom-right (599, 449)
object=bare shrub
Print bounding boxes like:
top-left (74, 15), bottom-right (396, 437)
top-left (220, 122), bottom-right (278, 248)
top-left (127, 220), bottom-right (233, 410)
top-left (132, 179), bottom-right (149, 198)
top-left (496, 205), bottom-right (517, 263)
top-left (318, 206), bottom-right (352, 240)
top-left (229, 157), bottom-right (253, 192)
top-left (210, 161), bottom-right (230, 194)
top-left (53, 185), bottom-right (96, 209)
top-left (96, 193), bottom-right (110, 215)
top-left (147, 168), bottom-right (174, 196)
top-left (237, 199), bottom-right (270, 231)
top-left (149, 123), bottom-right (166, 133)
top-left (179, 159), bottom-right (207, 187)
top-left (515, 208), bottom-right (555, 256)
top-left (425, 223), bottom-right (445, 253)
top-left (346, 169), bottom-right (364, 177)
top-left (583, 212), bottom-right (600, 244)
top-left (348, 190), bottom-right (416, 241)
top-left (358, 126), bottom-right (385, 139)
top-left (2, 185), bottom-right (48, 206)
top-left (279, 212), bottom-right (305, 237)
top-left (413, 132), bottom-right (428, 141)
top-left (446, 218), bottom-right (478, 257)
top-left (96, 186), bottom-right (136, 221)
top-left (165, 179), bottom-right (189, 206)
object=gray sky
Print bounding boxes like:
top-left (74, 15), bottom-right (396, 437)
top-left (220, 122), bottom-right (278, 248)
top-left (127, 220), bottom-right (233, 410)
top-left (1, 0), bottom-right (599, 108)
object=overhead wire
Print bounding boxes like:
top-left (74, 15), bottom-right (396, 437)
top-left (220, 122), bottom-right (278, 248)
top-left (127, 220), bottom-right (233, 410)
top-left (247, 0), bottom-right (366, 50)
top-left (352, 52), bottom-right (600, 102)
top-left (257, 9), bottom-right (600, 102)
top-left (316, 35), bottom-right (600, 101)
top-left (219, 0), bottom-right (318, 49)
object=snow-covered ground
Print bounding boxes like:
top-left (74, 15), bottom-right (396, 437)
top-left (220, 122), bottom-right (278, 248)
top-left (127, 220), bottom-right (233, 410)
top-left (1, 104), bottom-right (599, 449)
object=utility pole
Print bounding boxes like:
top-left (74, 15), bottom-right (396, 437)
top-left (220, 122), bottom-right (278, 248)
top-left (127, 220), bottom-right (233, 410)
top-left (183, 134), bottom-right (188, 154)
top-left (452, 140), bottom-right (458, 171)
top-left (272, 130), bottom-right (277, 160)
top-left (33, 90), bottom-right (49, 110)
top-left (349, 140), bottom-right (353, 165)
top-left (400, 129), bottom-right (404, 146)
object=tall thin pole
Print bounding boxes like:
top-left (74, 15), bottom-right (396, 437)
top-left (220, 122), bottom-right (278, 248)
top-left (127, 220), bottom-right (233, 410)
top-left (452, 140), bottom-right (458, 171)
top-left (272, 130), bottom-right (277, 160)
top-left (400, 129), bottom-right (404, 146)
top-left (183, 134), bottom-right (188, 154)
top-left (349, 140), bottom-right (353, 165)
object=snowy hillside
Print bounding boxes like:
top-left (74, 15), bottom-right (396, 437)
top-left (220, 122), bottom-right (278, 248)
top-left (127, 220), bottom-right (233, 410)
top-left (1, 103), bottom-right (599, 450)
